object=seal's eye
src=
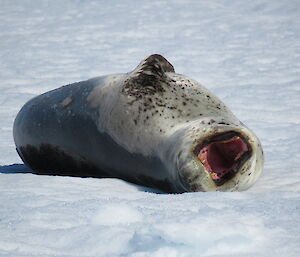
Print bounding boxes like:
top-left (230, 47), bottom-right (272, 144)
top-left (196, 133), bottom-right (251, 186)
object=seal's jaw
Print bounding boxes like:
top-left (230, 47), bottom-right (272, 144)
top-left (195, 132), bottom-right (252, 187)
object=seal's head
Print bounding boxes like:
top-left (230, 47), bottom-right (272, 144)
top-left (164, 119), bottom-right (264, 192)
top-left (88, 54), bottom-right (264, 192)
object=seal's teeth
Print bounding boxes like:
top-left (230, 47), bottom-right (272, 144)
top-left (234, 152), bottom-right (244, 161)
top-left (210, 172), bottom-right (219, 179)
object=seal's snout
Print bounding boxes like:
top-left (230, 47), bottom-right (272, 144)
top-left (196, 132), bottom-right (251, 186)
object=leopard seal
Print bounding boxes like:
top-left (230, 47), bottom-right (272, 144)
top-left (13, 54), bottom-right (264, 193)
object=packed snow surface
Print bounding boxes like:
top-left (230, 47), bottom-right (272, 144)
top-left (0, 0), bottom-right (299, 256)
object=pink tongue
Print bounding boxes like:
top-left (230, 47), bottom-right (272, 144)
top-left (198, 136), bottom-right (248, 180)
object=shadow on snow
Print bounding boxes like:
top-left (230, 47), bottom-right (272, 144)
top-left (0, 163), bottom-right (163, 194)
top-left (0, 163), bottom-right (31, 174)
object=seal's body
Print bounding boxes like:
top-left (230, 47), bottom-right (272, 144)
top-left (13, 55), bottom-right (263, 192)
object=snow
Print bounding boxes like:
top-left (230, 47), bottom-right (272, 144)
top-left (0, 0), bottom-right (299, 256)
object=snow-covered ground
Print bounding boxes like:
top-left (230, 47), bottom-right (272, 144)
top-left (0, 0), bottom-right (299, 256)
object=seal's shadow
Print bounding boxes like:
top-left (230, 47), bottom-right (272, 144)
top-left (0, 163), bottom-right (31, 174)
top-left (0, 163), bottom-right (163, 194)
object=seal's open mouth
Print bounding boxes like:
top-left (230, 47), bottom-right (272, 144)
top-left (195, 132), bottom-right (251, 186)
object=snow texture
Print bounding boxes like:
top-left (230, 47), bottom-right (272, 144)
top-left (0, 0), bottom-right (299, 256)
